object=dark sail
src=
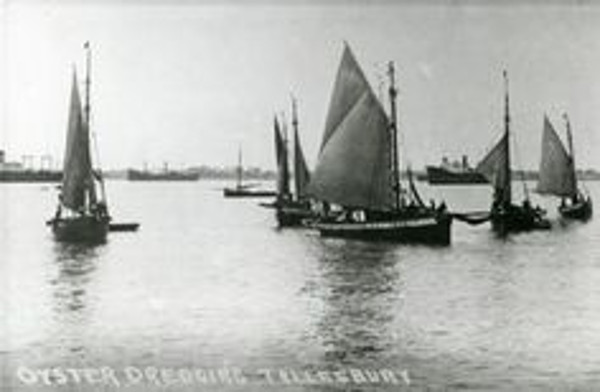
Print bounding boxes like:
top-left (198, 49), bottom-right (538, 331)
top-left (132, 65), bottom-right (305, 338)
top-left (476, 132), bottom-right (510, 205)
top-left (307, 44), bottom-right (393, 211)
top-left (476, 71), bottom-right (512, 206)
top-left (293, 125), bottom-right (310, 200)
top-left (274, 117), bottom-right (290, 197)
top-left (60, 72), bottom-right (97, 212)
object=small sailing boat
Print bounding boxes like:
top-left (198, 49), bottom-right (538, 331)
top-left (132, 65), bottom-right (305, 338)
top-left (306, 44), bottom-right (452, 245)
top-left (537, 114), bottom-right (592, 220)
top-left (47, 43), bottom-right (111, 243)
top-left (269, 99), bottom-right (314, 227)
top-left (223, 146), bottom-right (276, 198)
top-left (475, 71), bottom-right (550, 234)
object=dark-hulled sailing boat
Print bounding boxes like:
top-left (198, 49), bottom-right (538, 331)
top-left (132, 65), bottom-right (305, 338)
top-left (270, 99), bottom-right (314, 227)
top-left (475, 71), bottom-right (550, 234)
top-left (47, 44), bottom-right (111, 242)
top-left (537, 114), bottom-right (592, 220)
top-left (223, 146), bottom-right (276, 198)
top-left (306, 44), bottom-right (452, 245)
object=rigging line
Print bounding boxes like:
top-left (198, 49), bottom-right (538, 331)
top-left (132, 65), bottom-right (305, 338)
top-left (510, 126), bottom-right (530, 201)
top-left (388, 61), bottom-right (406, 206)
top-left (85, 42), bottom-right (108, 207)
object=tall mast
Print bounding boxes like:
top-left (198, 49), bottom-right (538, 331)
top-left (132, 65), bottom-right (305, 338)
top-left (563, 113), bottom-right (578, 195)
top-left (84, 41), bottom-right (91, 131)
top-left (84, 41), bottom-right (107, 207)
top-left (281, 112), bottom-right (290, 197)
top-left (388, 61), bottom-right (401, 210)
top-left (237, 144), bottom-right (242, 189)
top-left (291, 95), bottom-right (299, 199)
top-left (291, 95), bottom-right (298, 137)
top-left (502, 70), bottom-right (512, 205)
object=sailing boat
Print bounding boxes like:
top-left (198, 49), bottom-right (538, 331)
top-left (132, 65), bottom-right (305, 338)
top-left (47, 43), bottom-right (111, 242)
top-left (223, 146), bottom-right (276, 198)
top-left (537, 114), bottom-right (592, 220)
top-left (269, 99), bottom-right (314, 227)
top-left (306, 44), bottom-right (452, 245)
top-left (475, 71), bottom-right (550, 234)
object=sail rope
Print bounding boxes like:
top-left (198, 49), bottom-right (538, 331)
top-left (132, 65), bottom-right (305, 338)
top-left (511, 127), bottom-right (530, 201)
top-left (89, 104), bottom-right (108, 208)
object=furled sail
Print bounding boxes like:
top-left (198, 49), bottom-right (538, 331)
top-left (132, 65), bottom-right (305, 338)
top-left (274, 117), bottom-right (290, 197)
top-left (476, 132), bottom-right (510, 205)
top-left (293, 127), bottom-right (311, 200)
top-left (537, 116), bottom-right (576, 197)
top-left (60, 72), bottom-right (96, 212)
top-left (307, 44), bottom-right (393, 211)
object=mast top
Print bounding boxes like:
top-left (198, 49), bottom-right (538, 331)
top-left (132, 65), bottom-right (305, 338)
top-left (387, 61), bottom-right (397, 102)
top-left (291, 95), bottom-right (298, 126)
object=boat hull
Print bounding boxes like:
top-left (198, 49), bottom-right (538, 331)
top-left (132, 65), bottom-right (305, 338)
top-left (426, 166), bottom-right (488, 185)
top-left (223, 188), bottom-right (276, 198)
top-left (311, 214), bottom-right (452, 245)
top-left (490, 204), bottom-right (551, 234)
top-left (127, 169), bottom-right (199, 181)
top-left (559, 197), bottom-right (593, 221)
top-left (0, 170), bottom-right (62, 183)
top-left (51, 216), bottom-right (109, 243)
top-left (276, 202), bottom-right (313, 227)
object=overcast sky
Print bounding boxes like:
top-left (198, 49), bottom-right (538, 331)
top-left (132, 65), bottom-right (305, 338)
top-left (1, 1), bottom-right (600, 171)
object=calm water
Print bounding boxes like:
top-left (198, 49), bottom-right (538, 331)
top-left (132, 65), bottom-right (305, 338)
top-left (1, 180), bottom-right (600, 391)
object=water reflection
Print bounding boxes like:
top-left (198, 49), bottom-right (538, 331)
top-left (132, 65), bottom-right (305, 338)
top-left (307, 240), bottom-right (401, 368)
top-left (49, 243), bottom-right (103, 363)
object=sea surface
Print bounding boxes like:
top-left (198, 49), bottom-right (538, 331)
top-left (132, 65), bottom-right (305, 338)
top-left (1, 180), bottom-right (600, 391)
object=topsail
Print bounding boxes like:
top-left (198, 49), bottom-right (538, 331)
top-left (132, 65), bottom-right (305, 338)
top-left (307, 44), bottom-right (393, 211)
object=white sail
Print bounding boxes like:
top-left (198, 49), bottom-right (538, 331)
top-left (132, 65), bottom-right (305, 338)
top-left (60, 72), bottom-right (96, 212)
top-left (307, 44), bottom-right (394, 211)
top-left (537, 116), bottom-right (576, 197)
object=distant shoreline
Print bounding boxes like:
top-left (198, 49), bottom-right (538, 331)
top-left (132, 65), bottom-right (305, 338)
top-left (3, 167), bottom-right (600, 182)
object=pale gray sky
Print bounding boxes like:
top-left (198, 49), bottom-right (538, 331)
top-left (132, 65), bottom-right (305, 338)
top-left (1, 1), bottom-right (600, 171)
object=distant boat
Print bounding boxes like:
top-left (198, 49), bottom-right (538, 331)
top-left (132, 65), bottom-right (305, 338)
top-left (0, 150), bottom-right (62, 183)
top-left (223, 147), bottom-right (276, 198)
top-left (0, 169), bottom-right (62, 183)
top-left (426, 155), bottom-right (488, 185)
top-left (265, 98), bottom-right (314, 227)
top-left (47, 43), bottom-right (111, 243)
top-left (475, 71), bottom-right (550, 234)
top-left (537, 114), bottom-right (592, 220)
top-left (306, 43), bottom-right (452, 245)
top-left (127, 167), bottom-right (200, 181)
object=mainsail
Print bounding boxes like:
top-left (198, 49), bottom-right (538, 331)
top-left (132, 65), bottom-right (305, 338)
top-left (307, 44), bottom-right (394, 211)
top-left (476, 132), bottom-right (510, 205)
top-left (537, 116), bottom-right (576, 198)
top-left (476, 71), bottom-right (513, 206)
top-left (293, 126), bottom-right (310, 200)
top-left (274, 117), bottom-right (290, 197)
top-left (60, 72), bottom-right (96, 211)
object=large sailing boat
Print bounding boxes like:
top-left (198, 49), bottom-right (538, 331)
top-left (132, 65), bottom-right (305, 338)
top-left (223, 146), bottom-right (276, 198)
top-left (306, 44), bottom-right (452, 245)
top-left (47, 43), bottom-right (111, 242)
top-left (270, 99), bottom-right (314, 227)
top-left (475, 71), bottom-right (550, 234)
top-left (537, 114), bottom-right (592, 220)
